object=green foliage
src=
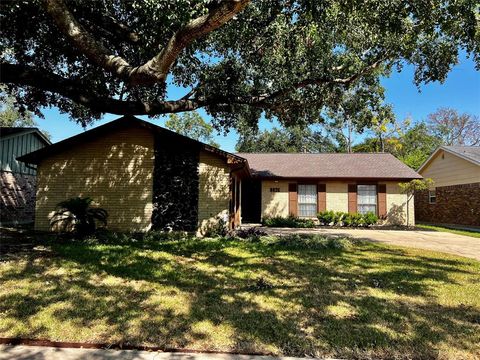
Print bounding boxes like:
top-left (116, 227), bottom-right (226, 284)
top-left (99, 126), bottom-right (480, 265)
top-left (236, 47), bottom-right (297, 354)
top-left (165, 111), bottom-right (219, 147)
top-left (236, 126), bottom-right (336, 153)
top-left (203, 216), bottom-right (229, 237)
top-left (261, 215), bottom-right (316, 228)
top-left (0, 87), bottom-right (36, 127)
top-left (1, 1), bottom-right (478, 130)
top-left (259, 234), bottom-right (353, 251)
top-left (50, 197), bottom-right (108, 236)
top-left (317, 211), bottom-right (378, 227)
top-left (363, 212), bottom-right (379, 226)
top-left (399, 179), bottom-right (435, 194)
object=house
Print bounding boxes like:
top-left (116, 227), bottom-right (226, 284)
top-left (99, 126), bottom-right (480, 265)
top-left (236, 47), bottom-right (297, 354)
top-left (1, 127), bottom-right (51, 225)
top-left (415, 146), bottom-right (480, 227)
top-left (17, 116), bottom-right (422, 233)
top-left (238, 153), bottom-right (421, 225)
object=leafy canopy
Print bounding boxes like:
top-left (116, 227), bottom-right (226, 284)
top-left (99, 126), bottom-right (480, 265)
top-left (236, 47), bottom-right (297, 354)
top-left (0, 0), bottom-right (478, 131)
top-left (165, 111), bottom-right (219, 147)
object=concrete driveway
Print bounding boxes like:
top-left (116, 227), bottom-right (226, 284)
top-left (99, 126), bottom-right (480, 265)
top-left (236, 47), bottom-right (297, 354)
top-left (263, 227), bottom-right (480, 261)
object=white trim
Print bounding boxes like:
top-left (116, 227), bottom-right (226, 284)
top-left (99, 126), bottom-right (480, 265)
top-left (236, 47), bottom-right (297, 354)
top-left (417, 146), bottom-right (480, 173)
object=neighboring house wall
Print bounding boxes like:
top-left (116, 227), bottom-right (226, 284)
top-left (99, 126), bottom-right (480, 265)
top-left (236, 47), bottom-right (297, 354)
top-left (416, 148), bottom-right (480, 226)
top-left (198, 150), bottom-right (231, 233)
top-left (420, 149), bottom-right (480, 187)
top-left (259, 180), bottom-right (413, 225)
top-left (416, 183), bottom-right (480, 226)
top-left (35, 127), bottom-right (155, 232)
top-left (1, 130), bottom-right (49, 225)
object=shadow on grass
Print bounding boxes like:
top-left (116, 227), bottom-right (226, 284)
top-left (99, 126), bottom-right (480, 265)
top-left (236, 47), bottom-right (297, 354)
top-left (1, 236), bottom-right (479, 359)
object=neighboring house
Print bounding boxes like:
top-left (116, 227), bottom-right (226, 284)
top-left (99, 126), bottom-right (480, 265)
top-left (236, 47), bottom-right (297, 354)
top-left (18, 116), bottom-right (421, 233)
top-left (1, 127), bottom-right (51, 225)
top-left (237, 153), bottom-right (421, 226)
top-left (415, 146), bottom-right (480, 227)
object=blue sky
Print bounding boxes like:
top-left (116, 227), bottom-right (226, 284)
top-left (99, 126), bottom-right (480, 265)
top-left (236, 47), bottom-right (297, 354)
top-left (34, 53), bottom-right (480, 152)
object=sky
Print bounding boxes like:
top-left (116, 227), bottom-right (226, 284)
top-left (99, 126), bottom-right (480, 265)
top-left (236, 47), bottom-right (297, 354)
top-left (34, 53), bottom-right (480, 153)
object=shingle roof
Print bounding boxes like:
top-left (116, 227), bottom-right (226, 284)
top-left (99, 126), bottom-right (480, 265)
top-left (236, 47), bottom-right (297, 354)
top-left (443, 146), bottom-right (480, 165)
top-left (235, 153), bottom-right (422, 179)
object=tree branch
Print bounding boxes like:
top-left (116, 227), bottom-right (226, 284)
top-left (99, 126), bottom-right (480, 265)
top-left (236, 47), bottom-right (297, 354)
top-left (0, 63), bottom-right (205, 115)
top-left (43, 0), bottom-right (250, 86)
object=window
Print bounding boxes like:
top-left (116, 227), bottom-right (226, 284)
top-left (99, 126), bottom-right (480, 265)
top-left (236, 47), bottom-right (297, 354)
top-left (357, 185), bottom-right (377, 214)
top-left (429, 190), bottom-right (436, 204)
top-left (298, 184), bottom-right (317, 217)
top-left (270, 187), bottom-right (280, 193)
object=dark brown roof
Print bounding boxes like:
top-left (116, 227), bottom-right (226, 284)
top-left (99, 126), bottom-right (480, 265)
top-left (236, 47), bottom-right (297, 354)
top-left (17, 116), bottom-right (246, 167)
top-left (235, 153), bottom-right (422, 179)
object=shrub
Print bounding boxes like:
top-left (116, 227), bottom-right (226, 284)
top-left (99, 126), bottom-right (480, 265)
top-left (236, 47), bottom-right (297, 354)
top-left (235, 227), bottom-right (267, 240)
top-left (317, 211), bottom-right (378, 227)
top-left (262, 215), bottom-right (316, 228)
top-left (203, 216), bottom-right (229, 237)
top-left (317, 210), bottom-right (336, 225)
top-left (265, 233), bottom-right (353, 250)
top-left (363, 212), bottom-right (379, 226)
top-left (49, 197), bottom-right (108, 236)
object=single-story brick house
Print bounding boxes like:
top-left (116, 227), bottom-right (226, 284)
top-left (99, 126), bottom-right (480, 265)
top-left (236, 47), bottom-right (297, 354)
top-left (237, 153), bottom-right (421, 225)
top-left (18, 116), bottom-right (421, 233)
top-left (415, 146), bottom-right (480, 227)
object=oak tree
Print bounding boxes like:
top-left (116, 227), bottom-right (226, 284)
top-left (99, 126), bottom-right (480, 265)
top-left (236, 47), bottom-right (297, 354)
top-left (1, 0), bottom-right (478, 131)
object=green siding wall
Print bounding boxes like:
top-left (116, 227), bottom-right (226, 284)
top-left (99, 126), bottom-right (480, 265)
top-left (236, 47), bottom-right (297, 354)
top-left (1, 132), bottom-right (47, 174)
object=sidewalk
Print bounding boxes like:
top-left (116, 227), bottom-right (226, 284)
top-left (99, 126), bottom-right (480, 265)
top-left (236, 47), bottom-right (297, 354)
top-left (0, 345), bottom-right (329, 360)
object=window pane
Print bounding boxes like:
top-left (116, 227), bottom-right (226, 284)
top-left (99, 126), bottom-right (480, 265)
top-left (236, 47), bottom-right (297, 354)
top-left (358, 185), bottom-right (377, 214)
top-left (299, 204), bottom-right (317, 217)
top-left (298, 184), bottom-right (317, 217)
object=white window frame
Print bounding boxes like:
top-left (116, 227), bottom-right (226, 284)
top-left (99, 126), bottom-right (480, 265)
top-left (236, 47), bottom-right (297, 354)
top-left (429, 189), bottom-right (436, 204)
top-left (297, 184), bottom-right (317, 218)
top-left (357, 184), bottom-right (377, 215)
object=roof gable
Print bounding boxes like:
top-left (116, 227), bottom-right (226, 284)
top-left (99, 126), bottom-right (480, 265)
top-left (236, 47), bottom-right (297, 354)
top-left (418, 146), bottom-right (480, 173)
top-left (17, 116), bottom-right (245, 167)
top-left (1, 127), bottom-right (51, 145)
top-left (236, 153), bottom-right (422, 179)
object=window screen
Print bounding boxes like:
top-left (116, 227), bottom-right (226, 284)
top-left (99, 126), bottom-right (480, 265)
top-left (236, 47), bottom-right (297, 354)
top-left (429, 190), bottom-right (436, 204)
top-left (298, 184), bottom-right (317, 217)
top-left (357, 185), bottom-right (377, 214)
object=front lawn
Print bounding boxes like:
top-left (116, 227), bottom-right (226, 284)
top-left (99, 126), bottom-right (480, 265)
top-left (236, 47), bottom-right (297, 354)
top-left (1, 233), bottom-right (479, 359)
top-left (416, 224), bottom-right (480, 238)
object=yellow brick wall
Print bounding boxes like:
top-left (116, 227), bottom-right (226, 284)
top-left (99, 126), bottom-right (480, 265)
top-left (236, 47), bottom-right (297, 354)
top-left (198, 150), bottom-right (230, 233)
top-left (385, 181), bottom-right (415, 226)
top-left (261, 180), bottom-right (289, 218)
top-left (326, 181), bottom-right (349, 212)
top-left (35, 127), bottom-right (154, 232)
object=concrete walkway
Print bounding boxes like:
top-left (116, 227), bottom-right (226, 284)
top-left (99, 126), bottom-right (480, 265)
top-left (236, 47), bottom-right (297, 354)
top-left (0, 345), bottom-right (327, 360)
top-left (263, 227), bottom-right (480, 261)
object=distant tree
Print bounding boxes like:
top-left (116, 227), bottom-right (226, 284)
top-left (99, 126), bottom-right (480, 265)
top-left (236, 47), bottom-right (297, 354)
top-left (165, 111), bottom-right (219, 147)
top-left (427, 108), bottom-right (480, 146)
top-left (0, 89), bottom-right (36, 127)
top-left (236, 126), bottom-right (336, 153)
top-left (395, 123), bottom-right (442, 169)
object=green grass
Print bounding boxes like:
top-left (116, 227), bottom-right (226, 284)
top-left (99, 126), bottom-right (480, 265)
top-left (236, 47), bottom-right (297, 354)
top-left (417, 224), bottom-right (480, 238)
top-left (1, 233), bottom-right (479, 359)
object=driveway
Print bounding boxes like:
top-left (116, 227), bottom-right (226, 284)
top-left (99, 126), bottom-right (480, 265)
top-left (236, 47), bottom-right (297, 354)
top-left (263, 227), bottom-right (480, 261)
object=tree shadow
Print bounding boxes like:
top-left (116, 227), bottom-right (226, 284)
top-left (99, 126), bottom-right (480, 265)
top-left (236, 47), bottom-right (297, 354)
top-left (1, 237), bottom-right (479, 359)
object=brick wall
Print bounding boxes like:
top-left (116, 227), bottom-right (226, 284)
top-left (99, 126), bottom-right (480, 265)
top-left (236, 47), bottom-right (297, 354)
top-left (0, 171), bottom-right (36, 224)
top-left (35, 127), bottom-right (155, 232)
top-left (198, 151), bottom-right (230, 234)
top-left (415, 182), bottom-right (480, 226)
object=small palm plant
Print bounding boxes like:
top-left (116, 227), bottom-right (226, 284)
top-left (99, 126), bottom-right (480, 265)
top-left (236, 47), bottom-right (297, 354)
top-left (50, 197), bottom-right (108, 236)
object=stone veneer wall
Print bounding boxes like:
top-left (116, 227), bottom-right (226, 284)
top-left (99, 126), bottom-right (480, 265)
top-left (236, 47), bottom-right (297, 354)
top-left (415, 182), bottom-right (480, 226)
top-left (151, 133), bottom-right (200, 231)
top-left (0, 171), bottom-right (36, 224)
